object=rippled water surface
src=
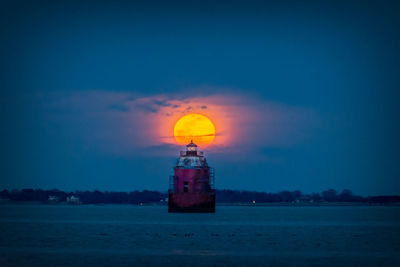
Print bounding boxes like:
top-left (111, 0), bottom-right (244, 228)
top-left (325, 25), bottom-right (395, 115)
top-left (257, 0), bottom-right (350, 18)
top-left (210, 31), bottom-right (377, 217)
top-left (1, 204), bottom-right (399, 266)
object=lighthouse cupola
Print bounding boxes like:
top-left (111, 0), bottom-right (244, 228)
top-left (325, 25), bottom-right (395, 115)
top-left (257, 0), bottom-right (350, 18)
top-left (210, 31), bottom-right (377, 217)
top-left (186, 140), bottom-right (198, 156)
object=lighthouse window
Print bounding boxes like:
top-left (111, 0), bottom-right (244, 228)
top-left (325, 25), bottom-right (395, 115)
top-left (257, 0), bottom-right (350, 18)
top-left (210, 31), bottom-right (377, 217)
top-left (183, 182), bottom-right (189, 192)
top-left (183, 158), bottom-right (190, 166)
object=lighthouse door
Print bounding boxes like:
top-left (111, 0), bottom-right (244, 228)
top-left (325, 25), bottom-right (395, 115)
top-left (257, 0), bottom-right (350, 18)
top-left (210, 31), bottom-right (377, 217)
top-left (183, 182), bottom-right (189, 192)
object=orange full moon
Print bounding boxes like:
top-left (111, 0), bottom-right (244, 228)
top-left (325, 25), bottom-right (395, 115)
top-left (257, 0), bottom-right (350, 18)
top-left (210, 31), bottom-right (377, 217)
top-left (173, 114), bottom-right (216, 146)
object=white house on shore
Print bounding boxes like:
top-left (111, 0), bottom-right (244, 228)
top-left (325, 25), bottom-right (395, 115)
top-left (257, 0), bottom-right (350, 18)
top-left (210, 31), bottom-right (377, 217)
top-left (67, 195), bottom-right (81, 204)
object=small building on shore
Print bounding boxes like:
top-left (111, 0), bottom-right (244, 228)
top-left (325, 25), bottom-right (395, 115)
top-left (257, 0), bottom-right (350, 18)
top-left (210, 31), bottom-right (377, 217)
top-left (296, 196), bottom-right (313, 203)
top-left (67, 195), bottom-right (81, 204)
top-left (48, 195), bottom-right (60, 202)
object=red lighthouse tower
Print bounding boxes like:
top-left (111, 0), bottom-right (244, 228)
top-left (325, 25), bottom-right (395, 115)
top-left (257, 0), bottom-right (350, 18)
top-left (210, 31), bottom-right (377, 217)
top-left (168, 141), bottom-right (215, 212)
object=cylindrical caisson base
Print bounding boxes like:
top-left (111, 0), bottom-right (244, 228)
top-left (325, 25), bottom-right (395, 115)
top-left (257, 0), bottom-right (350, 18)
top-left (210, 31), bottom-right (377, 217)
top-left (168, 192), bottom-right (215, 213)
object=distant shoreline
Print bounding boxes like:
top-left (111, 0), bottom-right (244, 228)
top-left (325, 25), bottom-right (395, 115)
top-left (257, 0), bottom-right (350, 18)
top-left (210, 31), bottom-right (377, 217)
top-left (1, 200), bottom-right (400, 207)
top-left (2, 189), bottom-right (400, 206)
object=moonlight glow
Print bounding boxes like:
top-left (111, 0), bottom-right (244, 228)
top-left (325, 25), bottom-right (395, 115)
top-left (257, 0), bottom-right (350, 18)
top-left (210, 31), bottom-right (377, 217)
top-left (174, 114), bottom-right (216, 145)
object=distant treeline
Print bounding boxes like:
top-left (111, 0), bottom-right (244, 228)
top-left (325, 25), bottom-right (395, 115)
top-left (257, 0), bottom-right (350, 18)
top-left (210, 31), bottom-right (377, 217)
top-left (1, 188), bottom-right (400, 204)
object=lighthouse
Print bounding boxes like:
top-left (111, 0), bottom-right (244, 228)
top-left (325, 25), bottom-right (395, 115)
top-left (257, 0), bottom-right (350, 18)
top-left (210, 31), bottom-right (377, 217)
top-left (168, 141), bottom-right (215, 212)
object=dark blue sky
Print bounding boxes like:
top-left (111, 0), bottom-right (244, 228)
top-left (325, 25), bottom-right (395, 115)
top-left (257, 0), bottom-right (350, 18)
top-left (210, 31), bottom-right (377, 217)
top-left (1, 0), bottom-right (399, 195)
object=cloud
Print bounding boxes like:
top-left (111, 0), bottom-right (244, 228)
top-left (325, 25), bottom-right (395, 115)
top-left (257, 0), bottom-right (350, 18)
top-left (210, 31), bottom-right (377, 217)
top-left (31, 90), bottom-right (319, 157)
top-left (108, 103), bottom-right (129, 112)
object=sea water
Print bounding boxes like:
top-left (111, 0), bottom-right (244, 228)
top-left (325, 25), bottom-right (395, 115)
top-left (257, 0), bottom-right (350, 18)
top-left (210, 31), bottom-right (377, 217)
top-left (1, 204), bottom-right (399, 266)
